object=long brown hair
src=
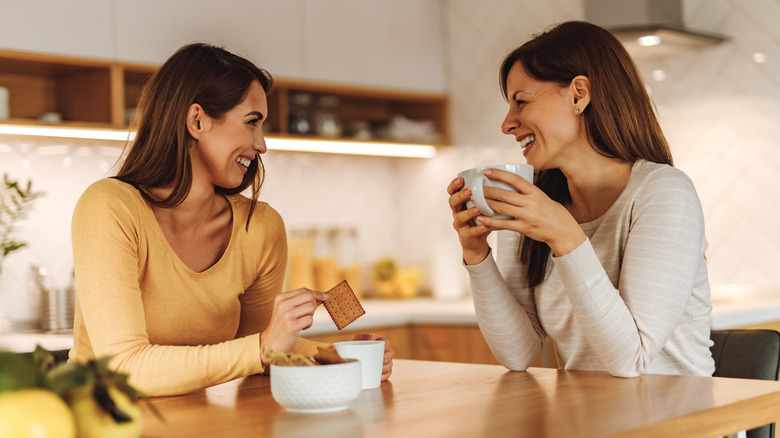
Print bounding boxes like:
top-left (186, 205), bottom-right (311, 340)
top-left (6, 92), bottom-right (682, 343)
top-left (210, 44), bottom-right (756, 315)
top-left (499, 21), bottom-right (673, 287)
top-left (115, 43), bottom-right (273, 228)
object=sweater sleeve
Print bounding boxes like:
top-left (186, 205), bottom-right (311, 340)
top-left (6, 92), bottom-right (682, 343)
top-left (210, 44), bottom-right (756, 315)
top-left (465, 230), bottom-right (546, 370)
top-left (554, 169), bottom-right (706, 377)
top-left (233, 207), bottom-right (330, 359)
top-left (72, 182), bottom-right (263, 396)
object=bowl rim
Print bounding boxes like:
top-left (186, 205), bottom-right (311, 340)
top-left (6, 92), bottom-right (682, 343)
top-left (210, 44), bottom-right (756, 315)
top-left (270, 357), bottom-right (360, 369)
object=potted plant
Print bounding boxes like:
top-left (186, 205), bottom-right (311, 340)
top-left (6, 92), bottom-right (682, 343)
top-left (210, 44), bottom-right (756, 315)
top-left (0, 173), bottom-right (42, 274)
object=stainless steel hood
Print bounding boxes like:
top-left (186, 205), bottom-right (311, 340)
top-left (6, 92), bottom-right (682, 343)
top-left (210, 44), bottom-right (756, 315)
top-left (584, 0), bottom-right (728, 60)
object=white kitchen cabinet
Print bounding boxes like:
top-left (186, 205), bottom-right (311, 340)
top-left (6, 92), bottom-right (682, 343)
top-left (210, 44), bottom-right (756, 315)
top-left (113, 0), bottom-right (302, 77)
top-left (301, 0), bottom-right (447, 93)
top-left (1, 0), bottom-right (447, 92)
top-left (0, 0), bottom-right (113, 58)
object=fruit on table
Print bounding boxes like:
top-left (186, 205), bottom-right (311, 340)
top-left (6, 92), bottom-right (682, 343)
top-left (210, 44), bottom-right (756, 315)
top-left (0, 388), bottom-right (76, 438)
top-left (0, 347), bottom-right (154, 438)
top-left (372, 258), bottom-right (422, 298)
top-left (397, 266), bottom-right (422, 298)
top-left (51, 355), bottom-right (153, 438)
top-left (67, 382), bottom-right (143, 438)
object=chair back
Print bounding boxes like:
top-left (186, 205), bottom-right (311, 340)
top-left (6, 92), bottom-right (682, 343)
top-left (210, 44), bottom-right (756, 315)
top-left (711, 329), bottom-right (780, 438)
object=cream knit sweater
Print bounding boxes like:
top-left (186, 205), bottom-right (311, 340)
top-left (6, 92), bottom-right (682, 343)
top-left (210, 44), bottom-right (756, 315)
top-left (465, 160), bottom-right (715, 377)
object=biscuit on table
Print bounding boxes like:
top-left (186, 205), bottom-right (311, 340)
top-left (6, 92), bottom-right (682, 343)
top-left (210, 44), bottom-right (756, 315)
top-left (313, 345), bottom-right (346, 364)
top-left (323, 280), bottom-right (365, 330)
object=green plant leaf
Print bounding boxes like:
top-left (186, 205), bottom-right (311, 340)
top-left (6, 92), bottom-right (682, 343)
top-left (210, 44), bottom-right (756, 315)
top-left (0, 351), bottom-right (38, 392)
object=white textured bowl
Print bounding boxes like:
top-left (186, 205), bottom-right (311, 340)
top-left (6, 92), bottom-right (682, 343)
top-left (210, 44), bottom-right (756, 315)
top-left (270, 358), bottom-right (362, 414)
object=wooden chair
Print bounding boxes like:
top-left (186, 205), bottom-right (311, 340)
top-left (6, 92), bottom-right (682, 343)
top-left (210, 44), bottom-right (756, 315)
top-left (711, 329), bottom-right (780, 438)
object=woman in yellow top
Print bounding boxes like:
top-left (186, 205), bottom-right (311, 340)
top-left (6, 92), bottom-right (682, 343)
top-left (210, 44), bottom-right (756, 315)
top-left (70, 43), bottom-right (393, 396)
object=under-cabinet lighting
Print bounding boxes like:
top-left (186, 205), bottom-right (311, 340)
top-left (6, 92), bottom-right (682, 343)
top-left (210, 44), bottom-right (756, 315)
top-left (266, 137), bottom-right (437, 158)
top-left (0, 124), bottom-right (136, 141)
top-left (0, 124), bottom-right (438, 158)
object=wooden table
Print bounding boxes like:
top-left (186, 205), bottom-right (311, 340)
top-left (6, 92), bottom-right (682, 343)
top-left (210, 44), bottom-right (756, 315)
top-left (140, 359), bottom-right (780, 438)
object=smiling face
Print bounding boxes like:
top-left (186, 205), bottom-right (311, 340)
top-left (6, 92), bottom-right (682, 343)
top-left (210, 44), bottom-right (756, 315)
top-left (501, 62), bottom-right (587, 171)
top-left (190, 80), bottom-right (268, 190)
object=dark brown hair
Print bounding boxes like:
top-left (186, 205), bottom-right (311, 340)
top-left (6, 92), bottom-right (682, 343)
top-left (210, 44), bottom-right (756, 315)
top-left (499, 21), bottom-right (673, 287)
top-left (115, 43), bottom-right (273, 228)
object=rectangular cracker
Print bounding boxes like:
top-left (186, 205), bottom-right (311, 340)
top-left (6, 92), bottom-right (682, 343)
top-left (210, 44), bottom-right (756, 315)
top-left (323, 280), bottom-right (365, 330)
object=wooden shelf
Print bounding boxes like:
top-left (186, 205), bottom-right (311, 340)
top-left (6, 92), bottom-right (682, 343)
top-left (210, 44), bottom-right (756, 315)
top-left (266, 79), bottom-right (449, 145)
top-left (0, 49), bottom-right (156, 129)
top-left (0, 50), bottom-right (449, 148)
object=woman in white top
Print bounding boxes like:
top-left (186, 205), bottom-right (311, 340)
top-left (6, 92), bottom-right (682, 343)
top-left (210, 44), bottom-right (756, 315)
top-left (447, 21), bottom-right (714, 377)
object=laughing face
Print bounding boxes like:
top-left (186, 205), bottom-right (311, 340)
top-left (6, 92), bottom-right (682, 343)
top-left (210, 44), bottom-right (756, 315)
top-left (191, 80), bottom-right (268, 189)
top-left (501, 62), bottom-right (585, 171)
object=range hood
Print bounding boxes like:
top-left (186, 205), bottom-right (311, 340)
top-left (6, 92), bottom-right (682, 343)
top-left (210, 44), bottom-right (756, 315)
top-left (584, 0), bottom-right (728, 60)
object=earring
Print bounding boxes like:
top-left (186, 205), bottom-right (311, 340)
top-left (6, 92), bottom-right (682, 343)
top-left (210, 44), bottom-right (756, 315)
top-left (575, 109), bottom-right (580, 114)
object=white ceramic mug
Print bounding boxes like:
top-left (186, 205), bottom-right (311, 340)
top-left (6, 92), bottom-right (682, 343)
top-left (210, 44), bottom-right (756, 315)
top-left (334, 340), bottom-right (384, 389)
top-left (457, 164), bottom-right (534, 219)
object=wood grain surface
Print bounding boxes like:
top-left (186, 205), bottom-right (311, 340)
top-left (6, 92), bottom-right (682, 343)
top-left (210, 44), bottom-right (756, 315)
top-left (141, 359), bottom-right (780, 438)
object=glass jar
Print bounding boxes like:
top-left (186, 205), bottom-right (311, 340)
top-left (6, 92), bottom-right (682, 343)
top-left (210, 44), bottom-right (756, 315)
top-left (314, 95), bottom-right (341, 137)
top-left (288, 92), bottom-right (313, 135)
top-left (312, 228), bottom-right (339, 291)
top-left (334, 227), bottom-right (362, 298)
top-left (286, 228), bottom-right (315, 291)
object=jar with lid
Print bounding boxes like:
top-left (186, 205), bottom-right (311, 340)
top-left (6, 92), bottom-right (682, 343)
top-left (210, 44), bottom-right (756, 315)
top-left (334, 227), bottom-right (362, 298)
top-left (286, 228), bottom-right (315, 290)
top-left (288, 92), bottom-right (313, 135)
top-left (312, 228), bottom-right (339, 291)
top-left (314, 95), bottom-right (341, 137)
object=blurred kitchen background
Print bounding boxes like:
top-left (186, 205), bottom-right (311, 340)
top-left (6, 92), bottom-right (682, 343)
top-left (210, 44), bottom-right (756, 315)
top-left (1, 0), bottom-right (779, 329)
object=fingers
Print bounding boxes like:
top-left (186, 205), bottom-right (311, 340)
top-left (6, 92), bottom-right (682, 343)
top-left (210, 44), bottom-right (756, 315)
top-left (278, 288), bottom-right (329, 306)
top-left (448, 184), bottom-right (471, 212)
top-left (310, 290), bottom-right (329, 304)
top-left (381, 360), bottom-right (393, 381)
top-left (350, 334), bottom-right (394, 365)
top-left (381, 337), bottom-right (394, 363)
top-left (262, 289), bottom-right (329, 353)
top-left (274, 289), bottom-right (326, 331)
top-left (379, 337), bottom-right (394, 381)
top-left (483, 168), bottom-right (534, 192)
top-left (446, 176), bottom-right (465, 196)
top-left (452, 204), bottom-right (482, 229)
top-left (348, 334), bottom-right (394, 381)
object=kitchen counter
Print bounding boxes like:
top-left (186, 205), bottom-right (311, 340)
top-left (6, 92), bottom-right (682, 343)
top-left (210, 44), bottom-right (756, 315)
top-left (2, 284), bottom-right (779, 353)
top-left (0, 329), bottom-right (74, 353)
top-left (301, 298), bottom-right (478, 335)
top-left (710, 284), bottom-right (780, 329)
top-left (309, 284), bottom-right (780, 334)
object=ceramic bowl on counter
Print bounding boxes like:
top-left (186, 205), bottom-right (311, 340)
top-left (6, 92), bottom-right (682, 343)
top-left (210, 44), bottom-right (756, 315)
top-left (270, 359), bottom-right (361, 414)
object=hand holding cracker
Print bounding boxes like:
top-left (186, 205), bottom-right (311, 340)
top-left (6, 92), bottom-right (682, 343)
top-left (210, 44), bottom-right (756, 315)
top-left (261, 288), bottom-right (329, 353)
top-left (323, 280), bottom-right (365, 330)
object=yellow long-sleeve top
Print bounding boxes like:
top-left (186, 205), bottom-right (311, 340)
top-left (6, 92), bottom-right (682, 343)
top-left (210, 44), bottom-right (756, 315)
top-left (70, 178), bottom-right (321, 396)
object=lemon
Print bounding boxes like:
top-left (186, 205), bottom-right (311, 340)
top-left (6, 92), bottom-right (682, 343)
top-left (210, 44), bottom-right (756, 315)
top-left (68, 383), bottom-right (143, 438)
top-left (0, 388), bottom-right (76, 438)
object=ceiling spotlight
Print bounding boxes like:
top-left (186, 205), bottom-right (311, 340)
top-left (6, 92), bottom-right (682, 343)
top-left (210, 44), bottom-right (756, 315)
top-left (652, 70), bottom-right (667, 81)
top-left (637, 35), bottom-right (662, 47)
top-left (753, 53), bottom-right (766, 63)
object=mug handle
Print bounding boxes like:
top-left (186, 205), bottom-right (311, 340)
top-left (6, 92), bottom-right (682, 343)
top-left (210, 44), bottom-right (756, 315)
top-left (470, 175), bottom-right (496, 216)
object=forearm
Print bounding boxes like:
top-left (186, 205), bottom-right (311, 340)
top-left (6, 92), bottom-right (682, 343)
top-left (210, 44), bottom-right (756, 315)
top-left (555, 238), bottom-right (698, 377)
top-left (110, 335), bottom-right (263, 396)
top-left (466, 254), bottom-right (545, 370)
